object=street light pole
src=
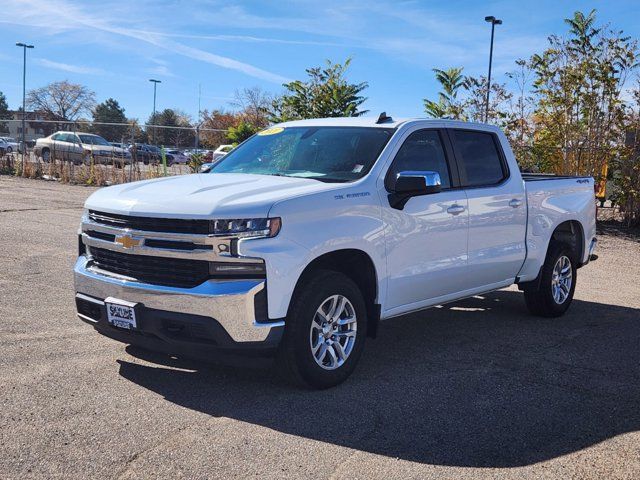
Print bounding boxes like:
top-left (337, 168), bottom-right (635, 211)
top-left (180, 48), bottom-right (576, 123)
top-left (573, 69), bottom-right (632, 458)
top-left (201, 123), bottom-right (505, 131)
top-left (484, 16), bottom-right (502, 123)
top-left (149, 79), bottom-right (161, 144)
top-left (16, 42), bottom-right (34, 167)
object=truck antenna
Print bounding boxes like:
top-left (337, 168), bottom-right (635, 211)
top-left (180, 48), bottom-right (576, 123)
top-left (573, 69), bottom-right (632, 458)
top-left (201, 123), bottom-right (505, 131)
top-left (376, 112), bottom-right (393, 124)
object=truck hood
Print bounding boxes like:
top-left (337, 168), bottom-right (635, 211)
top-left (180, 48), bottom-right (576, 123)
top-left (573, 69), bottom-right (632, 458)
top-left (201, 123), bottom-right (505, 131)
top-left (84, 173), bottom-right (340, 218)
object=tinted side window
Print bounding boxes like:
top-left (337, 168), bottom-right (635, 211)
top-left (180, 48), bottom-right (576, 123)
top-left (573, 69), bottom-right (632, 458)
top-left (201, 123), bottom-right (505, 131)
top-left (386, 130), bottom-right (450, 189)
top-left (452, 130), bottom-right (506, 187)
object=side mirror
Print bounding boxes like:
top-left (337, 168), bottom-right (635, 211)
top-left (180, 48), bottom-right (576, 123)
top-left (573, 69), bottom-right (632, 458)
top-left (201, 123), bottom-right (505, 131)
top-left (394, 171), bottom-right (442, 195)
top-left (389, 171), bottom-right (442, 210)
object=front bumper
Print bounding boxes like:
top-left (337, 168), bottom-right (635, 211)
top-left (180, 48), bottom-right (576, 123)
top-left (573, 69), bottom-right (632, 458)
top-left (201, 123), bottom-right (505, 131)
top-left (74, 256), bottom-right (284, 355)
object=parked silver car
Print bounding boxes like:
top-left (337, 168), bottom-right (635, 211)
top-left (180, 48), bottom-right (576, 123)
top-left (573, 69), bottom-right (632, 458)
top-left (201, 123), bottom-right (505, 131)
top-left (0, 137), bottom-right (19, 153)
top-left (34, 132), bottom-right (132, 166)
top-left (166, 149), bottom-right (189, 165)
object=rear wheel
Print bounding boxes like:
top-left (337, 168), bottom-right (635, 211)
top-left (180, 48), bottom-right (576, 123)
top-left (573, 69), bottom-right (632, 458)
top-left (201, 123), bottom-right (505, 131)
top-left (277, 270), bottom-right (367, 389)
top-left (42, 149), bottom-right (50, 162)
top-left (524, 241), bottom-right (577, 317)
top-left (7, 146), bottom-right (12, 153)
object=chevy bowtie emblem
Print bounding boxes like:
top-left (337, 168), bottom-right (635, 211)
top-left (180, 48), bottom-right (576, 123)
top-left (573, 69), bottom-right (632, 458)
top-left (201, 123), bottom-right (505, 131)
top-left (115, 234), bottom-right (142, 249)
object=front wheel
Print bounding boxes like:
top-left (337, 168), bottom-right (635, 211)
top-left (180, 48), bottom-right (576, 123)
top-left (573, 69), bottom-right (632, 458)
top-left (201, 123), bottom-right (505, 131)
top-left (277, 270), bottom-right (367, 389)
top-left (524, 241), bottom-right (577, 317)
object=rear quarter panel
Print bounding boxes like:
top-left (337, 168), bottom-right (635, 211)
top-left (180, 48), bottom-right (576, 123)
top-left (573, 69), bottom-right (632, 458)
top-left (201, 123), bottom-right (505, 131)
top-left (518, 178), bottom-right (596, 281)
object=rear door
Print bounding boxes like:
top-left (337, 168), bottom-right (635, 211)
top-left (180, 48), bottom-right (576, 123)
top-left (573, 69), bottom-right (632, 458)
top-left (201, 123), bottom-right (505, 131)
top-left (448, 128), bottom-right (527, 289)
top-left (56, 133), bottom-right (77, 161)
top-left (382, 128), bottom-right (469, 314)
top-left (50, 133), bottom-right (65, 160)
top-left (67, 134), bottom-right (84, 163)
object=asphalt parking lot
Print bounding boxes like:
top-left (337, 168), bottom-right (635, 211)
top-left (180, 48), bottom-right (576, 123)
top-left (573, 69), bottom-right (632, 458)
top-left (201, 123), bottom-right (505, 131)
top-left (1, 175), bottom-right (639, 479)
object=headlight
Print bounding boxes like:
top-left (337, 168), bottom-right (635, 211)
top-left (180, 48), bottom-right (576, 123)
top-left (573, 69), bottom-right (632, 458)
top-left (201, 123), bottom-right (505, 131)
top-left (210, 218), bottom-right (281, 238)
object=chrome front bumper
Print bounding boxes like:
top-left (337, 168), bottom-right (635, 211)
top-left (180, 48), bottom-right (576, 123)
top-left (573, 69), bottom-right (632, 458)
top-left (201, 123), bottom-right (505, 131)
top-left (74, 256), bottom-right (284, 343)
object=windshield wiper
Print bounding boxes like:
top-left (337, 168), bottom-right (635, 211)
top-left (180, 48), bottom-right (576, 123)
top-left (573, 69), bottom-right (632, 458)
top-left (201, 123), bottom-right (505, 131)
top-left (309, 177), bottom-right (348, 183)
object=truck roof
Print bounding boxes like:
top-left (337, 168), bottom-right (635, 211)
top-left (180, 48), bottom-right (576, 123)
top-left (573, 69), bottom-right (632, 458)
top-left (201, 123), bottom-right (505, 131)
top-left (276, 116), bottom-right (498, 131)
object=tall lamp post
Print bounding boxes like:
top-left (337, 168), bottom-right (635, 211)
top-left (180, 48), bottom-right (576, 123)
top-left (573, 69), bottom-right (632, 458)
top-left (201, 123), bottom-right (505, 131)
top-left (484, 16), bottom-right (502, 123)
top-left (16, 42), bottom-right (34, 167)
top-left (149, 79), bottom-right (161, 144)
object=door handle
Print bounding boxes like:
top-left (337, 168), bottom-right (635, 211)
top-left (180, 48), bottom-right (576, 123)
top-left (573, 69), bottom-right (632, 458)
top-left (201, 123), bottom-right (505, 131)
top-left (447, 204), bottom-right (466, 215)
top-left (509, 199), bottom-right (523, 208)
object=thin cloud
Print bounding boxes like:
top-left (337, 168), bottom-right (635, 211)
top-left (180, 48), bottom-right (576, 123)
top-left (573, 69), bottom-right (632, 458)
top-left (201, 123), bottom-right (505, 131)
top-left (129, 30), bottom-right (356, 48)
top-left (4, 0), bottom-right (290, 84)
top-left (146, 64), bottom-right (177, 78)
top-left (37, 58), bottom-right (105, 75)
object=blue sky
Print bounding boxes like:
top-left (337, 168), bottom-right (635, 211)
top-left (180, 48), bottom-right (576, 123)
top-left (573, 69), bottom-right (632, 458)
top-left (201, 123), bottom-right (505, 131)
top-left (1, 0), bottom-right (639, 123)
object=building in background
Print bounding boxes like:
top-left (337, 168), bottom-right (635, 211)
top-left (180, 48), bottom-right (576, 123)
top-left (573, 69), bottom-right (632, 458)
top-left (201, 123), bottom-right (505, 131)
top-left (1, 111), bottom-right (59, 142)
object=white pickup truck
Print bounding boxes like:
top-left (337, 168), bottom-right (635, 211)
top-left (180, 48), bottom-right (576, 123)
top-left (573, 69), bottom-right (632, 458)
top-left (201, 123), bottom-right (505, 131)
top-left (75, 116), bottom-right (597, 388)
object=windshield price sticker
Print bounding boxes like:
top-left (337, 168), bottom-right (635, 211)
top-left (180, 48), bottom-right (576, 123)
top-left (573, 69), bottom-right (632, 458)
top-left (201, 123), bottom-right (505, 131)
top-left (258, 127), bottom-right (284, 136)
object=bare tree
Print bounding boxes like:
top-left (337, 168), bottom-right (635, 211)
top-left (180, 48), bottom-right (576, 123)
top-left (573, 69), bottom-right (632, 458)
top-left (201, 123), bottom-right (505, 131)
top-left (231, 86), bottom-right (272, 128)
top-left (27, 80), bottom-right (96, 121)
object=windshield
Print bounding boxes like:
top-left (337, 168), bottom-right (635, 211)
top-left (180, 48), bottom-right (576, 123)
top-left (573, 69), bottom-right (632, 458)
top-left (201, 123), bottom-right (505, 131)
top-left (79, 134), bottom-right (111, 146)
top-left (210, 126), bottom-right (395, 182)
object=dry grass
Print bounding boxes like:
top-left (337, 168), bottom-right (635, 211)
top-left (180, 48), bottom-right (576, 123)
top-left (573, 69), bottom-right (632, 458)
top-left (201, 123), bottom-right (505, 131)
top-left (0, 151), bottom-right (190, 186)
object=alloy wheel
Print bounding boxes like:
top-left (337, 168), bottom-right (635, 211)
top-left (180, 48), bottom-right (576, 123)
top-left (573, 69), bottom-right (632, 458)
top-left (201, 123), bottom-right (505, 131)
top-left (309, 294), bottom-right (357, 370)
top-left (551, 255), bottom-right (572, 304)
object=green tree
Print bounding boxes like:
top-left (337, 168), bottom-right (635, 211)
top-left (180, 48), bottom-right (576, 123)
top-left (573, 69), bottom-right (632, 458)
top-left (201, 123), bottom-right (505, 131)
top-left (92, 98), bottom-right (127, 141)
top-left (269, 58), bottom-right (368, 122)
top-left (611, 82), bottom-right (640, 226)
top-left (147, 109), bottom-right (194, 147)
top-left (529, 9), bottom-right (638, 179)
top-left (423, 67), bottom-right (466, 119)
top-left (226, 121), bottom-right (259, 145)
top-left (0, 91), bottom-right (10, 134)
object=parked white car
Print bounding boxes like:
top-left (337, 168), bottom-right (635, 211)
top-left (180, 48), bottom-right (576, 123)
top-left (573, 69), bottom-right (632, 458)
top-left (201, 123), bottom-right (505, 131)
top-left (75, 117), bottom-right (597, 388)
top-left (212, 144), bottom-right (233, 162)
top-left (0, 137), bottom-right (19, 153)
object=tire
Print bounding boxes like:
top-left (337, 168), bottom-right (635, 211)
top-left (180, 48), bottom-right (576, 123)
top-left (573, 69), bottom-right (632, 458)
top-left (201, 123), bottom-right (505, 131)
top-left (42, 149), bottom-right (50, 162)
top-left (524, 241), bottom-right (577, 317)
top-left (7, 147), bottom-right (12, 153)
top-left (277, 270), bottom-right (367, 389)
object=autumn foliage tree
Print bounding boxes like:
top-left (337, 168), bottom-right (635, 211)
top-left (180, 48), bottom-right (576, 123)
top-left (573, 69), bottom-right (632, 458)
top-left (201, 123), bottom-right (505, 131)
top-left (529, 9), bottom-right (638, 181)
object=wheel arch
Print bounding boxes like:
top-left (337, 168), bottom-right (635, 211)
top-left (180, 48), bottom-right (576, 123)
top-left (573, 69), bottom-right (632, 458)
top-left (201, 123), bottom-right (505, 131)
top-left (550, 219), bottom-right (585, 265)
top-left (291, 249), bottom-right (381, 338)
top-left (518, 219), bottom-right (585, 291)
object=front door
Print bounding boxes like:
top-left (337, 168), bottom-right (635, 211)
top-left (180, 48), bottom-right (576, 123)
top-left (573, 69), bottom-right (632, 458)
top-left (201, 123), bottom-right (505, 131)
top-left (382, 128), bottom-right (469, 316)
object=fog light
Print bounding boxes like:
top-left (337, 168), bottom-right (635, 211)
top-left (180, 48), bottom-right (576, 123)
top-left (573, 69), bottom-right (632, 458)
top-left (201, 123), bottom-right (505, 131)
top-left (209, 261), bottom-right (266, 278)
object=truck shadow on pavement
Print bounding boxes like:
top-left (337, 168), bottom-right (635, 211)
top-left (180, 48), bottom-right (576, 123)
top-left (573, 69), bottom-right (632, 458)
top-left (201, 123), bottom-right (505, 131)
top-left (117, 290), bottom-right (640, 467)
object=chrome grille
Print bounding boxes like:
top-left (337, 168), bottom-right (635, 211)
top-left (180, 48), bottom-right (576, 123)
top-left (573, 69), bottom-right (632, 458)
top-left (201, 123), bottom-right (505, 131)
top-left (88, 210), bottom-right (211, 234)
top-left (88, 247), bottom-right (209, 288)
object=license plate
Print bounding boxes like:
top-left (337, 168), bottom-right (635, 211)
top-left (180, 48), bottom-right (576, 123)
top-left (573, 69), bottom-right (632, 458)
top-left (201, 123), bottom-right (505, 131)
top-left (105, 297), bottom-right (138, 330)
